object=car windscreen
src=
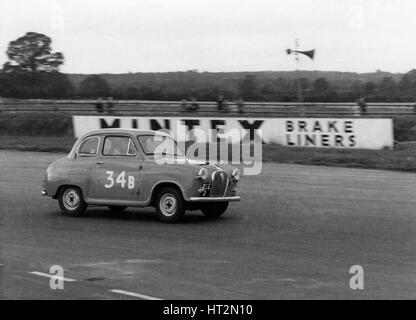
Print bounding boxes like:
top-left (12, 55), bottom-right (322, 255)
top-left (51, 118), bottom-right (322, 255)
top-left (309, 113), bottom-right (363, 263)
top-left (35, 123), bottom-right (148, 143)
top-left (137, 135), bottom-right (183, 157)
top-left (77, 136), bottom-right (99, 155)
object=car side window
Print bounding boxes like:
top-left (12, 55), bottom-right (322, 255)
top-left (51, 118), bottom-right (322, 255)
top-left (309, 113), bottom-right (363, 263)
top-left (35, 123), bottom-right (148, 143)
top-left (103, 136), bottom-right (137, 156)
top-left (77, 136), bottom-right (99, 156)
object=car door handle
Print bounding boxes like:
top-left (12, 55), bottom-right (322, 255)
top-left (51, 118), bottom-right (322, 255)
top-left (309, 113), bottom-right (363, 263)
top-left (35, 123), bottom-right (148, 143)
top-left (96, 161), bottom-right (104, 165)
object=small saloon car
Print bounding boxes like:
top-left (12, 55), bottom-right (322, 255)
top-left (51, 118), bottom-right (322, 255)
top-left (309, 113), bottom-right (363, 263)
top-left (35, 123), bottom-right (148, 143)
top-left (42, 128), bottom-right (241, 222)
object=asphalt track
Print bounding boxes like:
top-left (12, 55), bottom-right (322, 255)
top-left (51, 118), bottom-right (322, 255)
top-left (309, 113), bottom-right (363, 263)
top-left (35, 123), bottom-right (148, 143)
top-left (1, 150), bottom-right (416, 299)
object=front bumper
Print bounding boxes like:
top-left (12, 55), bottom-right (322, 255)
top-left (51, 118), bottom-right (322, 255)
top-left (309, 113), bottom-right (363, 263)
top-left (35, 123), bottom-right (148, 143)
top-left (188, 196), bottom-right (240, 202)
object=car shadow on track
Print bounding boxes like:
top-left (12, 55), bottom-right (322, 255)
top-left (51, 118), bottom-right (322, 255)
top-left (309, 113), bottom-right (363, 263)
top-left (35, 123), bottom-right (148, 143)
top-left (48, 207), bottom-right (237, 225)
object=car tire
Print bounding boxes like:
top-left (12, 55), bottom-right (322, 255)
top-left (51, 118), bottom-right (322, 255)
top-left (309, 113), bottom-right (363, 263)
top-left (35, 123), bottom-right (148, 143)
top-left (155, 187), bottom-right (185, 223)
top-left (58, 186), bottom-right (87, 217)
top-left (108, 206), bottom-right (127, 213)
top-left (201, 202), bottom-right (229, 219)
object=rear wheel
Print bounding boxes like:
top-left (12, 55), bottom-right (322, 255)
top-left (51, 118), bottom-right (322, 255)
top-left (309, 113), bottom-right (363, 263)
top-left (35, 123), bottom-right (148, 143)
top-left (155, 187), bottom-right (185, 223)
top-left (58, 187), bottom-right (87, 217)
top-left (201, 202), bottom-right (229, 219)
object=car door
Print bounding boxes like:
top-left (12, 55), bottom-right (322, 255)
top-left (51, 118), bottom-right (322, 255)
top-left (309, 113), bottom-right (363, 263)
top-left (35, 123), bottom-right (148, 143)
top-left (92, 135), bottom-right (141, 202)
top-left (70, 135), bottom-right (101, 199)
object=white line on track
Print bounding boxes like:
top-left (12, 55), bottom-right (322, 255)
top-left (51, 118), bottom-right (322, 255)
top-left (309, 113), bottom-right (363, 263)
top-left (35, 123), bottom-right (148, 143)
top-left (109, 289), bottom-right (163, 300)
top-left (29, 271), bottom-right (77, 282)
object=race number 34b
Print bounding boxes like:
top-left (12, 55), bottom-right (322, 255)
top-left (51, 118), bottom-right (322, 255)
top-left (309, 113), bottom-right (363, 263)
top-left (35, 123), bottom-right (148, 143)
top-left (105, 171), bottom-right (135, 189)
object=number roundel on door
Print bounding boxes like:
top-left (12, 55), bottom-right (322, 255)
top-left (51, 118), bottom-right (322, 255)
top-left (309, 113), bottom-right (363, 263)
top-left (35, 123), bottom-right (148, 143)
top-left (105, 170), bottom-right (135, 189)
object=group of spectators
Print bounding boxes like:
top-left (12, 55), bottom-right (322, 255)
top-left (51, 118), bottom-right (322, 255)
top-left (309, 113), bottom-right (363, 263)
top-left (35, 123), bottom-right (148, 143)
top-left (95, 95), bottom-right (245, 114)
top-left (182, 95), bottom-right (245, 113)
top-left (95, 97), bottom-right (114, 114)
top-left (89, 96), bottom-right (410, 116)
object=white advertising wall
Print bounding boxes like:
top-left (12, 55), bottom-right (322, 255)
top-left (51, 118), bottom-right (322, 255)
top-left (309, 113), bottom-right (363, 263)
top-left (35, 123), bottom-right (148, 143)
top-left (72, 116), bottom-right (394, 150)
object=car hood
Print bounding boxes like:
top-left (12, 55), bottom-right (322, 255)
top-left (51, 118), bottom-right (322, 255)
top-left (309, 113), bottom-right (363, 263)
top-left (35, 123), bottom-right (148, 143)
top-left (153, 155), bottom-right (232, 172)
top-left (48, 157), bottom-right (68, 170)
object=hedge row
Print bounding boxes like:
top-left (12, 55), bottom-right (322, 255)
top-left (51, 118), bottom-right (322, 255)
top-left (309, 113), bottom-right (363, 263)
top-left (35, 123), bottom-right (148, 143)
top-left (393, 117), bottom-right (416, 141)
top-left (0, 112), bottom-right (73, 136)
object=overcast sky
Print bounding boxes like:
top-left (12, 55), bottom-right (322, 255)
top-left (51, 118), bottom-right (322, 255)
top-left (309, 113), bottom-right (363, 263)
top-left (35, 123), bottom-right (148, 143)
top-left (0, 0), bottom-right (415, 74)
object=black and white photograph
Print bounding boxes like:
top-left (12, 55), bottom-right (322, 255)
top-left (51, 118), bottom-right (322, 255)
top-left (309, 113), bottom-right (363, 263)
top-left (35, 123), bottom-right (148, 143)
top-left (0, 0), bottom-right (415, 307)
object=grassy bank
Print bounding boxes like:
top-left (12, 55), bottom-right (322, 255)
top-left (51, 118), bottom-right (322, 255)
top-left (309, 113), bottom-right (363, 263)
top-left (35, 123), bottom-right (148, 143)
top-left (1, 135), bottom-right (416, 173)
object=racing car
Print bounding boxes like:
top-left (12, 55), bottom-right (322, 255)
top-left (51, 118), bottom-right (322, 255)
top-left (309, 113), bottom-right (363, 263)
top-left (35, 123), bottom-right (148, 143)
top-left (41, 128), bottom-right (241, 223)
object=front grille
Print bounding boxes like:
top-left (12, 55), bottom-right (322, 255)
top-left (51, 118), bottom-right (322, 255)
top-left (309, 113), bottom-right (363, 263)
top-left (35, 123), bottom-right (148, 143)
top-left (210, 171), bottom-right (228, 197)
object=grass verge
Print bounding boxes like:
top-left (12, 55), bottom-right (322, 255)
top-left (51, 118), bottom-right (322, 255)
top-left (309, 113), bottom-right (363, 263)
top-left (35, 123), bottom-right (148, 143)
top-left (261, 143), bottom-right (416, 172)
top-left (0, 135), bottom-right (75, 153)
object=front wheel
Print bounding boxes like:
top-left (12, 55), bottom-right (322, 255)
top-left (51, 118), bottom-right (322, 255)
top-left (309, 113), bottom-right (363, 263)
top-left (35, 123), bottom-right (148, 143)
top-left (58, 186), bottom-right (87, 217)
top-left (155, 187), bottom-right (185, 223)
top-left (201, 202), bottom-right (229, 219)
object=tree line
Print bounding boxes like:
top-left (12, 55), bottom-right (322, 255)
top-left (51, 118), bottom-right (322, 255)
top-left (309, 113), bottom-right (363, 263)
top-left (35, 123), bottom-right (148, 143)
top-left (1, 32), bottom-right (416, 102)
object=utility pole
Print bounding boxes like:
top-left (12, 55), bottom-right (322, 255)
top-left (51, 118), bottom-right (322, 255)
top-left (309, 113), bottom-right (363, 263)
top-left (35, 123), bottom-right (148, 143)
top-left (286, 40), bottom-right (315, 117)
top-left (294, 39), bottom-right (303, 105)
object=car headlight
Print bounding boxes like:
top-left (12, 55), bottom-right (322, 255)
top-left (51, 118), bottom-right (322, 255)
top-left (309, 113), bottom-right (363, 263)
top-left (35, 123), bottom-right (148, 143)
top-left (196, 167), bottom-right (208, 180)
top-left (232, 168), bottom-right (240, 181)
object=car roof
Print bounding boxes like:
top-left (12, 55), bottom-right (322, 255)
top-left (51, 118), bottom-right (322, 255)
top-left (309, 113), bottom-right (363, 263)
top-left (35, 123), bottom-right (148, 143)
top-left (83, 128), bottom-right (172, 137)
top-left (68, 128), bottom-right (173, 159)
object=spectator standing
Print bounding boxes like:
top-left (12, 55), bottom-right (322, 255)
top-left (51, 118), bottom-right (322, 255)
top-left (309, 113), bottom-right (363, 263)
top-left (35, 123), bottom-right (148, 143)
top-left (357, 98), bottom-right (367, 116)
top-left (190, 97), bottom-right (199, 111)
top-left (222, 99), bottom-right (230, 112)
top-left (95, 97), bottom-right (104, 113)
top-left (236, 98), bottom-right (245, 113)
top-left (181, 99), bottom-right (188, 111)
top-left (106, 97), bottom-right (114, 114)
top-left (217, 95), bottom-right (224, 111)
